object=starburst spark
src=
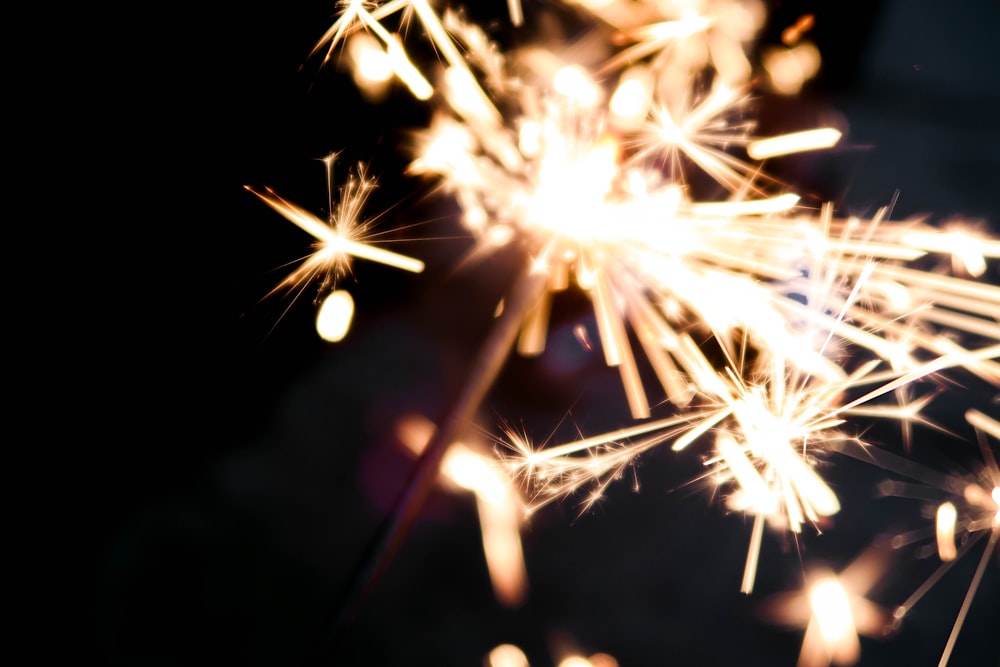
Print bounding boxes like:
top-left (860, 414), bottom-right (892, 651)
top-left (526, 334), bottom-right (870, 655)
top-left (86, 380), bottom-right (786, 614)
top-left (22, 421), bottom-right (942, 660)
top-left (246, 161), bottom-right (424, 303)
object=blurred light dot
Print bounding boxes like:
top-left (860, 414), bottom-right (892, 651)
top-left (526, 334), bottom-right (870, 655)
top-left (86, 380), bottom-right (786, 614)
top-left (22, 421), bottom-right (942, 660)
top-left (349, 33), bottom-right (393, 83)
top-left (316, 289), bottom-right (355, 342)
top-left (488, 643), bottom-right (529, 667)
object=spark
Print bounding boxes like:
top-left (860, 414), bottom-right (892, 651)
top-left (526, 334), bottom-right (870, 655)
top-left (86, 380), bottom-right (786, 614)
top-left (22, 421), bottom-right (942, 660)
top-left (782, 14), bottom-right (816, 46)
top-left (488, 643), bottom-right (529, 667)
top-left (362, 0), bottom-right (1000, 420)
top-left (246, 161), bottom-right (424, 303)
top-left (486, 639), bottom-right (618, 667)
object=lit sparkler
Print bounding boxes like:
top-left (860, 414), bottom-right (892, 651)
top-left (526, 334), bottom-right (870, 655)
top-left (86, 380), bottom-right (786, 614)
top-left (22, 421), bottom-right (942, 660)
top-left (249, 0), bottom-right (1000, 662)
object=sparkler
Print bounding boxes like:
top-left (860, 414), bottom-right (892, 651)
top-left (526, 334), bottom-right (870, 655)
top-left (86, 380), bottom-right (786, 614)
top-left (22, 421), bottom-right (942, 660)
top-left (247, 0), bottom-right (1000, 664)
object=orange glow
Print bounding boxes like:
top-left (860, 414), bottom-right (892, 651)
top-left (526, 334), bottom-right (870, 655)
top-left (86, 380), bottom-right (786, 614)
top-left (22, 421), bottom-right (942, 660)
top-left (782, 14), bottom-right (816, 46)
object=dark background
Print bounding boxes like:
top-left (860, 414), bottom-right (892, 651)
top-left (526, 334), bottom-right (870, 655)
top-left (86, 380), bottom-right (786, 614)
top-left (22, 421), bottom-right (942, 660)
top-left (87, 1), bottom-right (998, 665)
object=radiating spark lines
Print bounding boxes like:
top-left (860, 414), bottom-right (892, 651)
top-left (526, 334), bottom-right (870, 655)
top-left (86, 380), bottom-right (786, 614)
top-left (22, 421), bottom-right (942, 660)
top-left (246, 160), bottom-right (424, 302)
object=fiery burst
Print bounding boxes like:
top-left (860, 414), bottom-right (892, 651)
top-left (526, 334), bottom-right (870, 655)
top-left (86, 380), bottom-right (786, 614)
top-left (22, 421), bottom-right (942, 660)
top-left (247, 158), bottom-right (424, 293)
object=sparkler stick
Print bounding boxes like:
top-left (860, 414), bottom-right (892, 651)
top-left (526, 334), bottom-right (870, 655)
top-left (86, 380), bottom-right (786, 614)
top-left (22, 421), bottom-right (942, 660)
top-left (311, 260), bottom-right (547, 661)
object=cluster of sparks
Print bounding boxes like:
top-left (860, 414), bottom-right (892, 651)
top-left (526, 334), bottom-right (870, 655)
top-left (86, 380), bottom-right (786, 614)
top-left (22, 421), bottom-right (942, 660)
top-left (248, 1), bottom-right (999, 664)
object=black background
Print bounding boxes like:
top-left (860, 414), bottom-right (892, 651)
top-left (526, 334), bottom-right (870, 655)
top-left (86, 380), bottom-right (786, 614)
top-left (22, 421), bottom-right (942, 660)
top-left (84, 1), bottom-right (999, 665)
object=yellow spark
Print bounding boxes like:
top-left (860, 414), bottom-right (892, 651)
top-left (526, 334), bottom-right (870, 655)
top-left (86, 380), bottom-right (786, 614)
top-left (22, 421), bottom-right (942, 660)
top-left (762, 41), bottom-right (822, 96)
top-left (256, 6), bottom-right (1000, 663)
top-left (245, 167), bottom-right (424, 297)
top-left (386, 33), bottom-right (433, 100)
top-left (347, 32), bottom-right (393, 89)
top-left (688, 193), bottom-right (800, 216)
top-left (875, 408), bottom-right (1000, 666)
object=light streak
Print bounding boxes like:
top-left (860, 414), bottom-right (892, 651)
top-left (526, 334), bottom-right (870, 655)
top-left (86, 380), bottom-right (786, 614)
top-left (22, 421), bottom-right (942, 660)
top-left (746, 128), bottom-right (843, 160)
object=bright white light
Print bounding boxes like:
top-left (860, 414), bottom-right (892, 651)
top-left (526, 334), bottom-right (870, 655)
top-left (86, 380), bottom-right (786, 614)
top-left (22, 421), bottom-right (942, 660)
top-left (553, 65), bottom-right (600, 107)
top-left (488, 643), bottom-right (529, 667)
top-left (809, 577), bottom-right (856, 646)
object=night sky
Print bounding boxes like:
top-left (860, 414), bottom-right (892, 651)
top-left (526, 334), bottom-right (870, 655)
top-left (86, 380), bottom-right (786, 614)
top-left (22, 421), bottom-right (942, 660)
top-left (89, 1), bottom-right (998, 665)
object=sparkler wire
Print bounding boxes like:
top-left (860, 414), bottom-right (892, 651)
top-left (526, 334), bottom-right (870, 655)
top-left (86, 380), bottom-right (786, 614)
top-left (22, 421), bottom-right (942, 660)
top-left (310, 259), bottom-right (548, 662)
top-left (936, 528), bottom-right (999, 667)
